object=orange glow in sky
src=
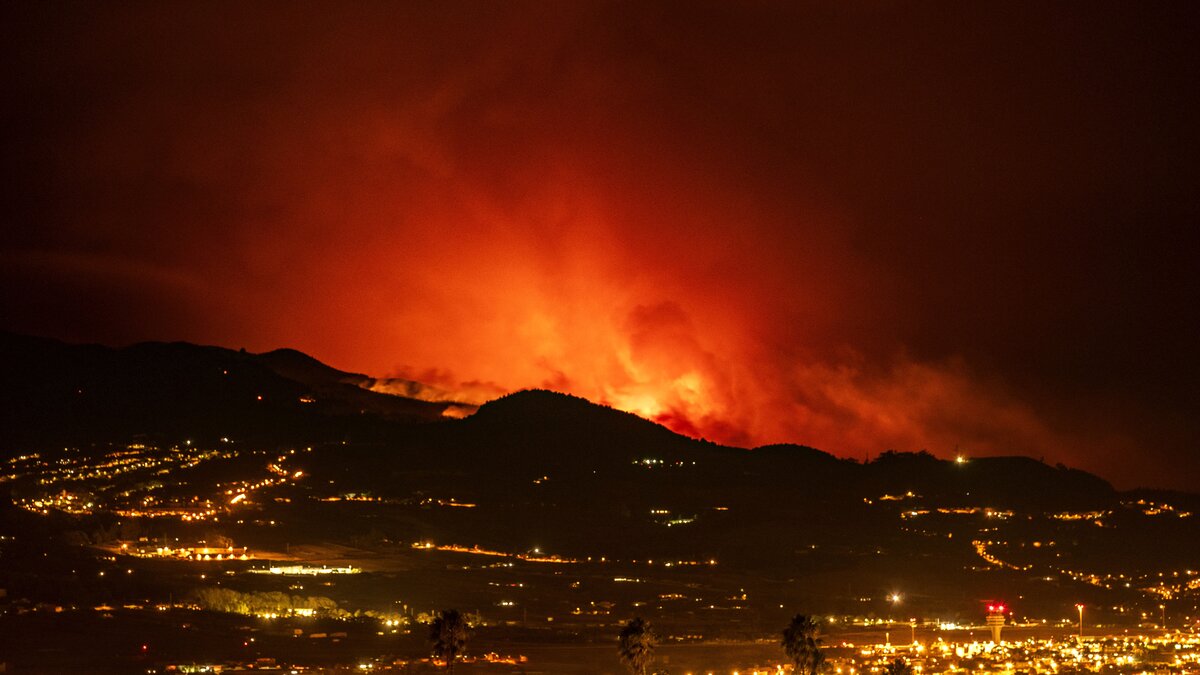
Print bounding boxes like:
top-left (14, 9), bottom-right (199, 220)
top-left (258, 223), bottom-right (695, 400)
top-left (2, 3), bottom-right (1196, 489)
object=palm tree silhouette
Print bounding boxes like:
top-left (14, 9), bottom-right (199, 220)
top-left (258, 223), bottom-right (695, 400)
top-left (429, 609), bottom-right (470, 673)
top-left (618, 616), bottom-right (657, 675)
top-left (782, 614), bottom-right (825, 675)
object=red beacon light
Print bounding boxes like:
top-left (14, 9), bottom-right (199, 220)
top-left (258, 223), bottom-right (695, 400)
top-left (986, 604), bottom-right (1008, 643)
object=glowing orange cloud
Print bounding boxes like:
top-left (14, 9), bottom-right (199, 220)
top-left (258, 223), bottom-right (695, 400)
top-left (2, 3), bottom-right (1190, 490)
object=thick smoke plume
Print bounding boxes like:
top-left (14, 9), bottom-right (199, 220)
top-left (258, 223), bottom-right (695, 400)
top-left (2, 3), bottom-right (1196, 488)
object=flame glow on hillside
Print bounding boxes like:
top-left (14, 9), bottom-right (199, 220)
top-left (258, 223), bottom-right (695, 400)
top-left (311, 177), bottom-right (1079, 461)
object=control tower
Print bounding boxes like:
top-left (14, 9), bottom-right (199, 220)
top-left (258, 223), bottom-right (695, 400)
top-left (986, 604), bottom-right (1007, 643)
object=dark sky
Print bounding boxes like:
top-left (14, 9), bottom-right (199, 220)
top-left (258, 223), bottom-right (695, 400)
top-left (2, 2), bottom-right (1198, 489)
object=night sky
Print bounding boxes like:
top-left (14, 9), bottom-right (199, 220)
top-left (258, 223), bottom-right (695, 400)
top-left (2, 3), bottom-right (1198, 489)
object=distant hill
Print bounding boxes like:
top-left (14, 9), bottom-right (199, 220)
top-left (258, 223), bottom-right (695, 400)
top-left (254, 347), bottom-right (374, 388)
top-left (456, 389), bottom-right (735, 464)
top-left (0, 332), bottom-right (467, 449)
top-left (423, 389), bottom-right (1112, 510)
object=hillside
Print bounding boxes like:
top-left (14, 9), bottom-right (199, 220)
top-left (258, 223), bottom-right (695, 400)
top-left (0, 334), bottom-right (1198, 650)
top-left (0, 332), bottom-right (463, 450)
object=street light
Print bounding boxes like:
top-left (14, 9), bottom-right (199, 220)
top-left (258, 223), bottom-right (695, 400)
top-left (1160, 604), bottom-right (1166, 630)
top-left (885, 593), bottom-right (902, 646)
top-left (1076, 604), bottom-right (1084, 639)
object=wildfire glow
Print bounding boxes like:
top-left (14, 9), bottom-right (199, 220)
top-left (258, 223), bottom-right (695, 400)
top-left (6, 4), bottom-right (1174, 487)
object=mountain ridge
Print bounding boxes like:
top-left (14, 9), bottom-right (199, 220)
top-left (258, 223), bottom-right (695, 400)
top-left (0, 331), bottom-right (463, 449)
top-left (0, 332), bottom-right (1182, 500)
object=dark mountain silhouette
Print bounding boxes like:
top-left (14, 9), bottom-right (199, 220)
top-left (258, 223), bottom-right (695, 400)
top-left (255, 347), bottom-right (373, 388)
top-left (858, 451), bottom-right (1115, 510)
top-left (257, 346), bottom-right (482, 411)
top-left (0, 333), bottom-right (1132, 512)
top-left (0, 333), bottom-right (1140, 509)
top-left (0, 332), bottom-right (462, 449)
top-left (452, 389), bottom-right (740, 468)
top-left (410, 390), bottom-right (1113, 511)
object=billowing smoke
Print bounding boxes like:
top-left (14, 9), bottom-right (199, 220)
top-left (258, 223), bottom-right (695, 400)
top-left (2, 3), bottom-right (1195, 488)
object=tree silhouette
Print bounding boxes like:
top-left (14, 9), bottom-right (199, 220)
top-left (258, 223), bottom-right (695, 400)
top-left (782, 614), bottom-right (825, 675)
top-left (883, 658), bottom-right (914, 675)
top-left (618, 616), bottom-right (657, 675)
top-left (429, 609), bottom-right (471, 673)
